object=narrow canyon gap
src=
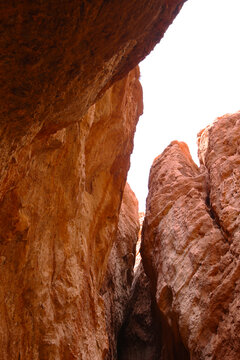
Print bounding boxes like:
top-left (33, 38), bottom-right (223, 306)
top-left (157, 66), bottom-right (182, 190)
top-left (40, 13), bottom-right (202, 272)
top-left (1, 1), bottom-right (240, 359)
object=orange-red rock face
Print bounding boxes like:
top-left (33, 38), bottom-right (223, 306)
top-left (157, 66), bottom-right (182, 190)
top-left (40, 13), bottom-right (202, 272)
top-left (0, 68), bottom-right (142, 360)
top-left (141, 113), bottom-right (240, 359)
top-left (0, 2), bottom-right (190, 358)
top-left (0, 0), bottom-right (186, 198)
top-left (101, 183), bottom-right (139, 360)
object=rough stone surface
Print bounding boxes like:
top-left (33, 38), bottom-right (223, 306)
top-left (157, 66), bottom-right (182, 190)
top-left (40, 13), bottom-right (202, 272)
top-left (101, 183), bottom-right (139, 360)
top-left (0, 68), bottom-right (142, 360)
top-left (0, 0), bottom-right (186, 198)
top-left (141, 114), bottom-right (240, 360)
top-left (197, 112), bottom-right (240, 359)
top-left (118, 262), bottom-right (162, 360)
top-left (0, 1), bottom-right (189, 358)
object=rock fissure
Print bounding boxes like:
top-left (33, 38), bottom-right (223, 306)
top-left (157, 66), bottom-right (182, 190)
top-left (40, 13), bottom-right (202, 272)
top-left (205, 189), bottom-right (230, 243)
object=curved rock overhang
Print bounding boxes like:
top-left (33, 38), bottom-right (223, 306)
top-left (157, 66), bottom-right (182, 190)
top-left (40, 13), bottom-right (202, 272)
top-left (0, 0), bottom-right (186, 186)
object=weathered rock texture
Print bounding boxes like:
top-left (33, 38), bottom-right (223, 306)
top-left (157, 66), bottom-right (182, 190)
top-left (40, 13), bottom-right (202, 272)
top-left (0, 1), bottom-right (189, 359)
top-left (0, 68), bottom-right (142, 360)
top-left (142, 112), bottom-right (240, 360)
top-left (101, 183), bottom-right (139, 360)
top-left (118, 262), bottom-right (162, 360)
top-left (0, 0), bottom-right (186, 198)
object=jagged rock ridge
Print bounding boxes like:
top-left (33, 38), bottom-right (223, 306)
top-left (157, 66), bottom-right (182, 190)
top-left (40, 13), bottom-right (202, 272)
top-left (141, 112), bottom-right (240, 359)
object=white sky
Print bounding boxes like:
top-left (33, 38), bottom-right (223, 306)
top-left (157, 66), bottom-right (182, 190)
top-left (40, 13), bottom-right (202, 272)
top-left (128, 0), bottom-right (240, 212)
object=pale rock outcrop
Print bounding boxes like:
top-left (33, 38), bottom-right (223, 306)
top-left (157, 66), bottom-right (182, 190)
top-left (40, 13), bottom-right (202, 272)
top-left (141, 112), bottom-right (240, 360)
top-left (0, 68), bottom-right (142, 360)
top-left (101, 183), bottom-right (139, 360)
top-left (134, 212), bottom-right (145, 271)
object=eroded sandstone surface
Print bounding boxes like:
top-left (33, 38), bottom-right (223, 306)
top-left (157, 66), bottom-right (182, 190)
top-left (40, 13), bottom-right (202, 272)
top-left (141, 112), bottom-right (240, 359)
top-left (0, 1), bottom-right (189, 358)
top-left (0, 68), bottom-right (142, 360)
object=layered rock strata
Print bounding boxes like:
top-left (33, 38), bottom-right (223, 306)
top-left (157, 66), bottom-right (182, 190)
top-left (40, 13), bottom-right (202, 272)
top-left (0, 0), bottom-right (186, 196)
top-left (141, 112), bottom-right (240, 359)
top-left (0, 68), bottom-right (142, 360)
top-left (101, 183), bottom-right (139, 360)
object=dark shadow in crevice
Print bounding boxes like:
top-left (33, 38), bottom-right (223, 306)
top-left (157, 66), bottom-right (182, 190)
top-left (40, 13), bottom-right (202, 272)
top-left (154, 301), bottom-right (190, 360)
top-left (205, 193), bottom-right (229, 243)
top-left (117, 264), bottom-right (190, 360)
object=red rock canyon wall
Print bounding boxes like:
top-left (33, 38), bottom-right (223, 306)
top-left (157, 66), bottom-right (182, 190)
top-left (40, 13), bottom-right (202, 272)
top-left (0, 0), bottom-right (186, 199)
top-left (0, 4), bottom-right (187, 355)
top-left (0, 68), bottom-right (141, 360)
top-left (141, 112), bottom-right (240, 359)
top-left (6, 1), bottom-right (238, 359)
